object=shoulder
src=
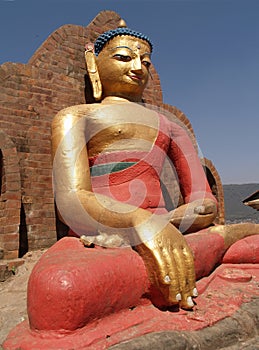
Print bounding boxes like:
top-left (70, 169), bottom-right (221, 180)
top-left (158, 112), bottom-right (191, 138)
top-left (52, 103), bottom-right (102, 127)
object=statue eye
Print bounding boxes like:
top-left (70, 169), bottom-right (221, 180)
top-left (113, 54), bottom-right (132, 62)
top-left (142, 60), bottom-right (151, 68)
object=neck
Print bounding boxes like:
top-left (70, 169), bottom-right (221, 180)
top-left (102, 93), bottom-right (143, 103)
top-left (101, 96), bottom-right (130, 104)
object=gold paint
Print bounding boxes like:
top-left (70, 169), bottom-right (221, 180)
top-left (118, 19), bottom-right (127, 28)
top-left (85, 45), bottom-right (102, 100)
top-left (135, 222), bottom-right (196, 307)
top-left (87, 122), bottom-right (158, 157)
top-left (170, 198), bottom-right (217, 233)
top-left (209, 223), bottom-right (259, 249)
top-left (96, 36), bottom-right (151, 102)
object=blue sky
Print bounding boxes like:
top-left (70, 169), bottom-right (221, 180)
top-left (1, 0), bottom-right (258, 184)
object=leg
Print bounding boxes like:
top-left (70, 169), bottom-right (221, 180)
top-left (28, 237), bottom-right (149, 331)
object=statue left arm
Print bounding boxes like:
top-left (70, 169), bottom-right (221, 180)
top-left (167, 121), bottom-right (217, 232)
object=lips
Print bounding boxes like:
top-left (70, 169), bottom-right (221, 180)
top-left (129, 74), bottom-right (143, 82)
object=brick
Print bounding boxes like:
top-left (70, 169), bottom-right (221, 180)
top-left (2, 241), bottom-right (19, 251)
top-left (3, 223), bottom-right (19, 233)
top-left (3, 250), bottom-right (18, 260)
top-left (5, 181), bottom-right (21, 191)
top-left (4, 200), bottom-right (21, 209)
top-left (4, 208), bottom-right (20, 217)
top-left (2, 191), bottom-right (21, 202)
top-left (2, 233), bottom-right (19, 242)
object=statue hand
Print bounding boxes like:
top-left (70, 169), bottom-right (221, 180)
top-left (169, 198), bottom-right (217, 232)
top-left (192, 198), bottom-right (217, 215)
top-left (134, 222), bottom-right (197, 309)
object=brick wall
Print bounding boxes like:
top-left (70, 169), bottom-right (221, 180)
top-left (0, 132), bottom-right (21, 259)
top-left (0, 10), bottom-right (224, 259)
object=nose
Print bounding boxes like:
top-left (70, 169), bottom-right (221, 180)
top-left (131, 57), bottom-right (143, 73)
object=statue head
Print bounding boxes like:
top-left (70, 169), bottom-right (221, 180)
top-left (85, 23), bottom-right (153, 102)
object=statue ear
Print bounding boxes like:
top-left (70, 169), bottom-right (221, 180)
top-left (85, 43), bottom-right (102, 101)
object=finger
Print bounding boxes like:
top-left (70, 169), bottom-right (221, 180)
top-left (194, 205), bottom-right (206, 214)
top-left (194, 204), bottom-right (215, 215)
top-left (158, 245), bottom-right (182, 304)
top-left (150, 244), bottom-right (180, 287)
top-left (151, 246), bottom-right (172, 283)
top-left (170, 245), bottom-right (188, 294)
top-left (169, 241), bottom-right (196, 309)
top-left (179, 244), bottom-right (197, 309)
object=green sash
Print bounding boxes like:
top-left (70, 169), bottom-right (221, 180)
top-left (90, 162), bottom-right (136, 177)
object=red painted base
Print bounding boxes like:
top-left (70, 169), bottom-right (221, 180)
top-left (4, 263), bottom-right (259, 350)
top-left (3, 234), bottom-right (259, 350)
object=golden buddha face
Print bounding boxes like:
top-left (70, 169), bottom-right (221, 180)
top-left (96, 35), bottom-right (152, 101)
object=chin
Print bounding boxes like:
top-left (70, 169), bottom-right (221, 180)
top-left (114, 88), bottom-right (145, 99)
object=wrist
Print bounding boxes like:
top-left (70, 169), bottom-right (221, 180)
top-left (133, 211), bottom-right (170, 245)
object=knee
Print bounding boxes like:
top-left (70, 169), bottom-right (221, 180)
top-left (28, 253), bottom-right (90, 331)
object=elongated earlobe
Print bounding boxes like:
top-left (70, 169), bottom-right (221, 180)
top-left (85, 43), bottom-right (102, 101)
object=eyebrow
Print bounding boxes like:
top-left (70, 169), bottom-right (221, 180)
top-left (109, 45), bottom-right (151, 57)
top-left (111, 45), bottom-right (132, 51)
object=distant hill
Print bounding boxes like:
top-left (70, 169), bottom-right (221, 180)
top-left (223, 183), bottom-right (259, 223)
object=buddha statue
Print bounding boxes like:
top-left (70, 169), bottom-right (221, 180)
top-left (51, 24), bottom-right (220, 310)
